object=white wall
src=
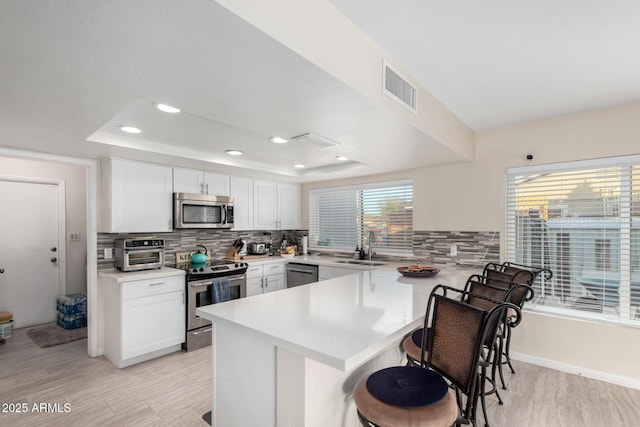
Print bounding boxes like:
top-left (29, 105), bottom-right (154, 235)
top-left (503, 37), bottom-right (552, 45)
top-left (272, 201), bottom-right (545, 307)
top-left (0, 156), bottom-right (88, 295)
top-left (301, 102), bottom-right (640, 386)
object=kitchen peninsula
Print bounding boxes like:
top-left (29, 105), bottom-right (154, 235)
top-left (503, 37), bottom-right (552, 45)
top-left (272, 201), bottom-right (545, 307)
top-left (196, 265), bottom-right (473, 427)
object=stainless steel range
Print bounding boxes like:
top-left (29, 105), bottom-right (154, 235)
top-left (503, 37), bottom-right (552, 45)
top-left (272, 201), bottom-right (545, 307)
top-left (174, 260), bottom-right (248, 352)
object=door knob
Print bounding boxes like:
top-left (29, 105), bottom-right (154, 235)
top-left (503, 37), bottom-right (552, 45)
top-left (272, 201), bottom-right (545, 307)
top-left (50, 257), bottom-right (57, 263)
top-left (51, 247), bottom-right (57, 252)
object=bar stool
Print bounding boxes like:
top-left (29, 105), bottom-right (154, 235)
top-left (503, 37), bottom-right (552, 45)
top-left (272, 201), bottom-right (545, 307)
top-left (354, 285), bottom-right (519, 427)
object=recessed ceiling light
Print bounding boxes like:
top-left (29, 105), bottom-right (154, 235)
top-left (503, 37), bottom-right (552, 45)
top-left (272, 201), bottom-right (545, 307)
top-left (293, 164), bottom-right (306, 169)
top-left (270, 136), bottom-right (288, 144)
top-left (154, 103), bottom-right (181, 113)
top-left (335, 155), bottom-right (349, 161)
top-left (225, 150), bottom-right (243, 156)
top-left (119, 126), bottom-right (141, 134)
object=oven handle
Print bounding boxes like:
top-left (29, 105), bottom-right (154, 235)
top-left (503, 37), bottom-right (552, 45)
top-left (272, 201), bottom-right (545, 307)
top-left (189, 274), bottom-right (246, 288)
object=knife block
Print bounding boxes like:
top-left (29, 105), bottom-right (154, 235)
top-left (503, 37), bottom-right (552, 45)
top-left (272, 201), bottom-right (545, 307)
top-left (226, 247), bottom-right (241, 261)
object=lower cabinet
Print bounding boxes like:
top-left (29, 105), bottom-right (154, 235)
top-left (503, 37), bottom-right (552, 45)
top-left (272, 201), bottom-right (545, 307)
top-left (246, 262), bottom-right (285, 297)
top-left (101, 270), bottom-right (185, 368)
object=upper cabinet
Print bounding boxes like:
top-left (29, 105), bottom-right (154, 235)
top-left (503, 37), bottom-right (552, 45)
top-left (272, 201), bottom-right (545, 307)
top-left (102, 159), bottom-right (173, 233)
top-left (173, 168), bottom-right (230, 196)
top-left (229, 176), bottom-right (253, 231)
top-left (253, 180), bottom-right (300, 230)
top-left (278, 183), bottom-right (301, 230)
top-left (101, 159), bottom-right (300, 233)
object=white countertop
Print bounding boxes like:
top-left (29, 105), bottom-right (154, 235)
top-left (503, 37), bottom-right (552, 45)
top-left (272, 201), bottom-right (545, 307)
top-left (196, 265), bottom-right (474, 371)
top-left (98, 267), bottom-right (185, 282)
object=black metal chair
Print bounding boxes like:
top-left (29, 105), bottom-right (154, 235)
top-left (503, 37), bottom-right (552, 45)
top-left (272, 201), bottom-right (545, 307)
top-left (354, 285), bottom-right (520, 427)
top-left (481, 263), bottom-right (543, 386)
top-left (462, 276), bottom-right (530, 426)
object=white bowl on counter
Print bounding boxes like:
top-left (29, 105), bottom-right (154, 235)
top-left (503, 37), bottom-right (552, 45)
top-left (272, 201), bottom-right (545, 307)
top-left (280, 253), bottom-right (295, 259)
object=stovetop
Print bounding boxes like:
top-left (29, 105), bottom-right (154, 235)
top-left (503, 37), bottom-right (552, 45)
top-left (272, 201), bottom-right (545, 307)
top-left (173, 260), bottom-right (248, 278)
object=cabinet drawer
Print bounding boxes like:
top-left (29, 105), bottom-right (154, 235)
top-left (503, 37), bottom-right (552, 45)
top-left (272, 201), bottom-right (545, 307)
top-left (121, 275), bottom-right (184, 300)
top-left (263, 262), bottom-right (284, 276)
top-left (246, 265), bottom-right (264, 278)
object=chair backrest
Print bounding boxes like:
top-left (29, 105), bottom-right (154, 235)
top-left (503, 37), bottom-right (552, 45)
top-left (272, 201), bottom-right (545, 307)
top-left (465, 279), bottom-right (511, 346)
top-left (503, 261), bottom-right (553, 281)
top-left (482, 268), bottom-right (535, 307)
top-left (422, 285), bottom-right (518, 402)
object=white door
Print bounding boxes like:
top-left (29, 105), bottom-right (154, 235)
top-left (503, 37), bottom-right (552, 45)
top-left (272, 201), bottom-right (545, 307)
top-left (0, 180), bottom-right (61, 328)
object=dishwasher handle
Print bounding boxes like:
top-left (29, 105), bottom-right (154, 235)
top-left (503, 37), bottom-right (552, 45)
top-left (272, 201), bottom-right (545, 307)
top-left (287, 268), bottom-right (316, 274)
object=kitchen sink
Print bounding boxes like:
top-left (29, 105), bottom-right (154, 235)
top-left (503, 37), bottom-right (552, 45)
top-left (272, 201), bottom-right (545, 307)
top-left (334, 259), bottom-right (387, 266)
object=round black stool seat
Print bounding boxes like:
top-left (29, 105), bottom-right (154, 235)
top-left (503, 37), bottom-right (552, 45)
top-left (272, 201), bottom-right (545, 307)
top-left (366, 366), bottom-right (448, 408)
top-left (411, 327), bottom-right (431, 348)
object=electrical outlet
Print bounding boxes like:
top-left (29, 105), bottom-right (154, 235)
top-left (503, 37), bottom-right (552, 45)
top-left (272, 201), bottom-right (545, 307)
top-left (450, 243), bottom-right (458, 257)
top-left (104, 248), bottom-right (113, 260)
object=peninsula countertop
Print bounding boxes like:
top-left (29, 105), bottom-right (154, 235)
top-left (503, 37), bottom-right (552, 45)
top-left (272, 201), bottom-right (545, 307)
top-left (196, 266), bottom-right (473, 371)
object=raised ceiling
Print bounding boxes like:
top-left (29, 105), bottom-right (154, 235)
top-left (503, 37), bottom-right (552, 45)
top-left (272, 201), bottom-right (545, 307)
top-left (1, 1), bottom-right (638, 182)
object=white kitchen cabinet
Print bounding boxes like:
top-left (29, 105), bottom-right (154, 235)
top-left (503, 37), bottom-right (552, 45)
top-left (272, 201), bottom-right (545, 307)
top-left (318, 265), bottom-right (361, 281)
top-left (100, 269), bottom-right (185, 368)
top-left (173, 167), bottom-right (230, 195)
top-left (230, 175), bottom-right (254, 230)
top-left (101, 158), bottom-right (173, 233)
top-left (245, 262), bottom-right (285, 296)
top-left (263, 262), bottom-right (285, 292)
top-left (253, 180), bottom-right (300, 230)
top-left (278, 183), bottom-right (301, 229)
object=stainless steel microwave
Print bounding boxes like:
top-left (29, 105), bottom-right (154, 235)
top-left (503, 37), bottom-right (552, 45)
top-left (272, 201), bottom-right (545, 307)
top-left (173, 193), bottom-right (234, 229)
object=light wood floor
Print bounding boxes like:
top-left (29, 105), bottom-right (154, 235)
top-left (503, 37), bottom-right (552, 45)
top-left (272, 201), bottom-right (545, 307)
top-left (1, 326), bottom-right (640, 427)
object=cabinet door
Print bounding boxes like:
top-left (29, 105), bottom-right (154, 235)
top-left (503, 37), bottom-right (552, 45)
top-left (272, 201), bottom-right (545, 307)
top-left (173, 168), bottom-right (204, 194)
top-left (278, 183), bottom-right (300, 229)
top-left (230, 176), bottom-right (253, 230)
top-left (105, 159), bottom-right (173, 232)
top-left (246, 277), bottom-right (263, 297)
top-left (263, 274), bottom-right (284, 293)
top-left (254, 180), bottom-right (278, 230)
top-left (121, 290), bottom-right (185, 360)
top-left (204, 172), bottom-right (230, 196)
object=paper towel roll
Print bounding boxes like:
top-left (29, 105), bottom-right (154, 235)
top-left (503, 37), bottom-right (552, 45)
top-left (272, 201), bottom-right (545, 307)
top-left (302, 236), bottom-right (308, 255)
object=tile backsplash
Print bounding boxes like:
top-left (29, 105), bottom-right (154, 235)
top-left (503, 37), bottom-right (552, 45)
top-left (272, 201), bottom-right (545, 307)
top-left (413, 230), bottom-right (500, 267)
top-left (98, 229), bottom-right (499, 270)
top-left (98, 229), bottom-right (307, 270)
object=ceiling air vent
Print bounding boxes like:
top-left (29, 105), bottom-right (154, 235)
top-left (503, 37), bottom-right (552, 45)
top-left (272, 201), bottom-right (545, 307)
top-left (383, 60), bottom-right (417, 113)
top-left (291, 133), bottom-right (340, 148)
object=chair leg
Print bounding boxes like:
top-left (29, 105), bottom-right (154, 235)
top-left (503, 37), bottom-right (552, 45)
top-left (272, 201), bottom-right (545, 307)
top-left (495, 337), bottom-right (507, 390)
top-left (503, 325), bottom-right (516, 374)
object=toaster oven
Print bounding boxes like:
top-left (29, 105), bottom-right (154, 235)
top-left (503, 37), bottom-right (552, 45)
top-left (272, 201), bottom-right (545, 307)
top-left (114, 238), bottom-right (165, 272)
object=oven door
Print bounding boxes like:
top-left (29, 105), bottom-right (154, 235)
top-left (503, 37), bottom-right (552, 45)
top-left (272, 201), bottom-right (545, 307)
top-left (187, 274), bottom-right (246, 330)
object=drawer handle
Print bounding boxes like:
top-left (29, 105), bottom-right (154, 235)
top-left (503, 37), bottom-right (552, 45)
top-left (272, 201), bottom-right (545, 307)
top-left (149, 282), bottom-right (165, 286)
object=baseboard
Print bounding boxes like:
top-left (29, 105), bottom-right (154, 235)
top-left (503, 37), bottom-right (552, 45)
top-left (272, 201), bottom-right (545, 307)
top-left (510, 351), bottom-right (640, 391)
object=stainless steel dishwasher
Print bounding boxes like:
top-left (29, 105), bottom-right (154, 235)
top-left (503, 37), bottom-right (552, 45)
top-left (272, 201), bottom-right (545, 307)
top-left (286, 263), bottom-right (319, 288)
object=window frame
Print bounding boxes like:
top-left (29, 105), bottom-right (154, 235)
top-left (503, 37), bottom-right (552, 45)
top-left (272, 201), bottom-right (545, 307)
top-left (506, 154), bottom-right (640, 326)
top-left (308, 179), bottom-right (414, 256)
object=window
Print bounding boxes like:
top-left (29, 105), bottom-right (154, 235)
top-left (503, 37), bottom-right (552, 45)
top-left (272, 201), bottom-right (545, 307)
top-left (309, 180), bottom-right (413, 255)
top-left (506, 156), bottom-right (640, 325)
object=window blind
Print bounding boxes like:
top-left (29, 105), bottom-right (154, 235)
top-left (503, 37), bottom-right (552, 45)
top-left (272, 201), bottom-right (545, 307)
top-left (309, 180), bottom-right (413, 255)
top-left (506, 158), bottom-right (640, 325)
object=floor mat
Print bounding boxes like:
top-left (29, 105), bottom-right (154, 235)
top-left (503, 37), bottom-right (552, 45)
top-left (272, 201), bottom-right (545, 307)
top-left (26, 323), bottom-right (87, 348)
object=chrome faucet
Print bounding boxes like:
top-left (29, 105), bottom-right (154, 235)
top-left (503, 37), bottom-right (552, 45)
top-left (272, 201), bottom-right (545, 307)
top-left (367, 230), bottom-right (376, 261)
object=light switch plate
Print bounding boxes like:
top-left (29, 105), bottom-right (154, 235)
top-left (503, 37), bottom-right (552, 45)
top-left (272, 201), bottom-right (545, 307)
top-left (104, 248), bottom-right (113, 260)
top-left (67, 231), bottom-right (81, 242)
